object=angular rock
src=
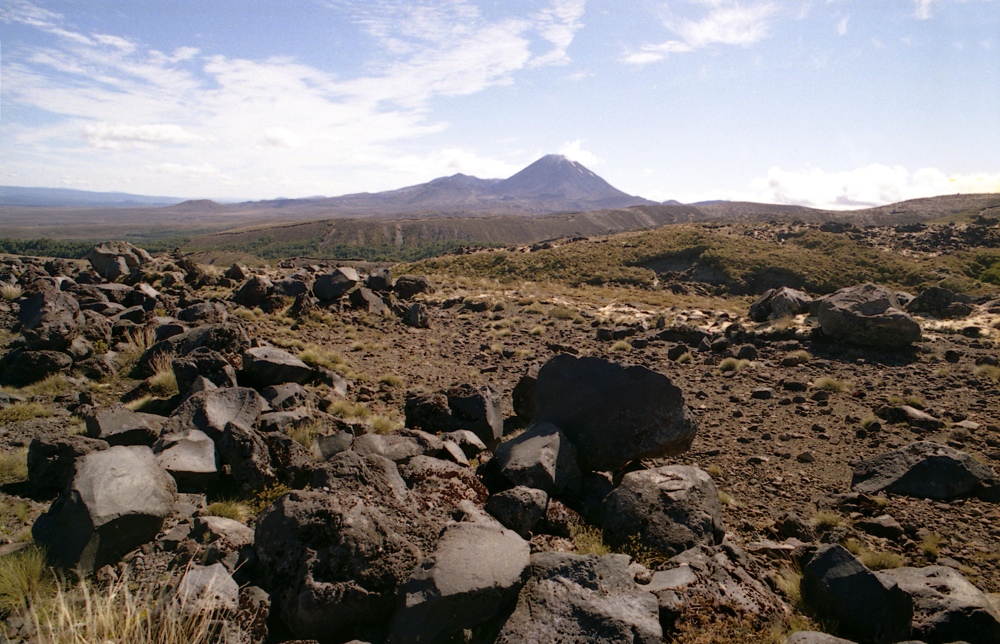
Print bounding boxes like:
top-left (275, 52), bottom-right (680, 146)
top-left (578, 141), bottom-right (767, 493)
top-left (400, 456), bottom-right (489, 524)
top-left (393, 275), bottom-right (435, 300)
top-left (232, 276), bottom-right (273, 309)
top-left (603, 465), bottom-right (724, 557)
top-left (800, 544), bottom-right (913, 644)
top-left (786, 634), bottom-right (857, 644)
top-left (387, 517), bottom-right (530, 644)
top-left (404, 385), bottom-right (504, 449)
top-left (816, 283), bottom-right (921, 348)
top-left (877, 565), bottom-right (1000, 644)
top-left (18, 290), bottom-right (84, 351)
top-left (531, 355), bottom-right (698, 472)
top-left (140, 323), bottom-right (250, 375)
top-left (402, 303), bottom-right (429, 329)
top-left (27, 434), bottom-right (109, 491)
top-left (851, 441), bottom-right (997, 501)
top-left (85, 242), bottom-right (151, 280)
top-left (439, 430), bottom-right (487, 460)
top-left (240, 346), bottom-right (315, 388)
top-left (366, 268), bottom-right (393, 292)
top-left (313, 267), bottom-right (360, 301)
top-left (177, 301), bottom-right (230, 325)
top-left (174, 562), bottom-right (239, 616)
top-left (154, 429), bottom-right (219, 491)
top-left (172, 347), bottom-right (238, 394)
top-left (906, 286), bottom-right (973, 319)
top-left (218, 422), bottom-right (276, 494)
top-left (349, 286), bottom-right (390, 316)
top-left (485, 486), bottom-right (548, 538)
top-left (876, 405), bottom-right (944, 432)
top-left (32, 445), bottom-right (177, 572)
top-left (261, 382), bottom-right (312, 411)
top-left (262, 432), bottom-right (315, 489)
top-left (493, 421), bottom-right (581, 496)
top-left (353, 429), bottom-right (446, 464)
top-left (0, 349), bottom-right (73, 386)
top-left (85, 407), bottom-right (165, 446)
top-left (194, 515), bottom-right (255, 551)
top-left (496, 552), bottom-right (662, 644)
top-left (749, 286), bottom-right (812, 322)
top-left (162, 387), bottom-right (266, 440)
top-left (255, 451), bottom-right (438, 639)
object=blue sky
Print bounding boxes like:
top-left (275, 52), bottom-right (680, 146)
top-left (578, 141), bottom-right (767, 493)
top-left (1, 0), bottom-right (997, 208)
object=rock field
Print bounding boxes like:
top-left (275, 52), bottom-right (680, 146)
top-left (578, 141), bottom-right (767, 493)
top-left (1, 233), bottom-right (999, 644)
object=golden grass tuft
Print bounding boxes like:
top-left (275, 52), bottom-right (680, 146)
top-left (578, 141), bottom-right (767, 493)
top-left (0, 546), bottom-right (53, 615)
top-left (610, 340), bottom-right (632, 352)
top-left (0, 402), bottom-right (53, 424)
top-left (717, 357), bottom-right (749, 373)
top-left (975, 365), bottom-right (1000, 382)
top-left (814, 377), bottom-right (850, 392)
top-left (0, 284), bottom-right (23, 301)
top-left (298, 345), bottom-right (349, 372)
top-left (811, 510), bottom-right (843, 531)
top-left (0, 448), bottom-right (29, 486)
top-left (571, 524), bottom-right (610, 556)
top-left (147, 352), bottom-right (178, 397)
top-left (204, 500), bottom-right (249, 523)
top-left (378, 374), bottom-right (405, 388)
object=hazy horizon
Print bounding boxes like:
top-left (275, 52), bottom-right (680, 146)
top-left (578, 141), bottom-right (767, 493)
top-left (2, 0), bottom-right (998, 210)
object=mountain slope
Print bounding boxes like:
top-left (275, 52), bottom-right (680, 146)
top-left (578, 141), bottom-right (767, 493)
top-left (0, 186), bottom-right (186, 208)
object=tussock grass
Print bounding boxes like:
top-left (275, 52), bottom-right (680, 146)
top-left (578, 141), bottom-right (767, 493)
top-left (674, 352), bottom-right (693, 364)
top-left (705, 464), bottom-right (724, 479)
top-left (814, 377), bottom-right (850, 392)
top-left (114, 327), bottom-right (157, 375)
top-left (785, 350), bottom-right (812, 365)
top-left (18, 374), bottom-right (70, 398)
top-left (975, 365), bottom-right (1000, 382)
top-left (287, 420), bottom-right (324, 450)
top-left (717, 357), bottom-right (749, 373)
top-left (298, 345), bottom-right (349, 372)
top-left (0, 546), bottom-right (53, 615)
top-left (378, 374), bottom-right (404, 388)
top-left (921, 533), bottom-right (943, 559)
top-left (204, 500), bottom-right (249, 523)
top-left (610, 340), bottom-right (632, 352)
top-left (371, 415), bottom-right (403, 435)
top-left (327, 400), bottom-right (370, 421)
top-left (0, 284), bottom-right (23, 301)
top-left (124, 395), bottom-right (154, 412)
top-left (0, 448), bottom-right (28, 486)
top-left (717, 490), bottom-right (740, 507)
top-left (147, 352), bottom-right (178, 397)
top-left (571, 525), bottom-right (610, 556)
top-left (31, 571), bottom-right (220, 644)
top-left (811, 510), bottom-right (843, 531)
top-left (528, 325), bottom-right (546, 336)
top-left (548, 305), bottom-right (576, 320)
top-left (0, 402), bottom-right (53, 424)
top-left (860, 550), bottom-right (903, 571)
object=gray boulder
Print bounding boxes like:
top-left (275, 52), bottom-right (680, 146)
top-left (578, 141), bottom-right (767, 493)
top-left (366, 268), bottom-right (393, 292)
top-left (32, 445), bottom-right (177, 571)
top-left (400, 456), bottom-right (489, 525)
top-left (876, 405), bottom-right (945, 432)
top-left (313, 267), bottom-right (360, 301)
top-left (877, 565), bottom-right (1000, 644)
top-left (85, 406), bottom-right (165, 446)
top-left (27, 433), bottom-right (109, 491)
top-left (404, 385), bottom-right (504, 449)
top-left (232, 276), bottom-right (273, 309)
top-left (177, 301), bottom-right (230, 325)
top-left (393, 275), bottom-right (435, 300)
top-left (907, 286), bottom-right (973, 319)
top-left (816, 283), bottom-right (921, 348)
top-left (786, 634), bottom-right (857, 644)
top-left (2, 349), bottom-right (73, 386)
top-left (140, 323), bottom-right (250, 375)
top-left (800, 544), bottom-right (913, 644)
top-left (603, 465), bottom-right (724, 557)
top-left (85, 241), bottom-right (152, 280)
top-left (496, 552), bottom-right (662, 644)
top-left (162, 387), bottom-right (265, 440)
top-left (174, 562), bottom-right (239, 617)
top-left (851, 441), bottom-right (997, 501)
top-left (154, 429), bottom-right (219, 491)
top-left (485, 486), bottom-right (549, 539)
top-left (749, 286), bottom-right (812, 322)
top-left (171, 347), bottom-right (238, 393)
top-left (353, 429), bottom-right (446, 464)
top-left (218, 422), bottom-right (276, 494)
top-left (493, 421), bottom-right (581, 496)
top-left (240, 346), bottom-right (315, 388)
top-left (387, 516), bottom-right (530, 644)
top-left (349, 286), bottom-right (390, 316)
top-left (531, 355), bottom-right (697, 472)
top-left (18, 290), bottom-right (84, 351)
top-left (402, 303), bottom-right (430, 328)
top-left (255, 451), bottom-right (438, 639)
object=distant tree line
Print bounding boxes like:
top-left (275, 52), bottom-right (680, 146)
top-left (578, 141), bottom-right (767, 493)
top-left (212, 235), bottom-right (500, 262)
top-left (0, 237), bottom-right (188, 259)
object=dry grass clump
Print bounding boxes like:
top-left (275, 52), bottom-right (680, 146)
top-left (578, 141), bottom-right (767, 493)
top-left (371, 415), bottom-right (403, 435)
top-left (548, 305), bottom-right (576, 320)
top-left (0, 546), bottom-right (53, 616)
top-left (298, 345), bottom-right (349, 372)
top-left (975, 365), bottom-right (1000, 382)
top-left (528, 325), bottom-right (546, 336)
top-left (717, 490), bottom-right (740, 507)
top-left (0, 284), bottom-right (23, 301)
top-left (785, 350), bottom-right (812, 365)
top-left (844, 538), bottom-right (903, 570)
top-left (114, 327), bottom-right (158, 375)
top-left (147, 352), bottom-right (178, 397)
top-left (287, 420), bottom-right (324, 449)
top-left (811, 510), bottom-right (843, 531)
top-left (674, 352), bottom-right (693, 364)
top-left (30, 571), bottom-right (221, 644)
top-left (378, 374), bottom-right (405, 388)
top-left (921, 533), bottom-right (943, 560)
top-left (204, 500), bottom-right (249, 523)
top-left (717, 358), bottom-right (749, 373)
top-left (0, 402), bottom-right (53, 424)
top-left (522, 302), bottom-right (547, 316)
top-left (0, 448), bottom-right (28, 486)
top-left (610, 340), bottom-right (632, 352)
top-left (813, 377), bottom-right (850, 392)
top-left (571, 524), bottom-right (610, 556)
top-left (668, 606), bottom-right (789, 644)
top-left (327, 400), bottom-right (370, 422)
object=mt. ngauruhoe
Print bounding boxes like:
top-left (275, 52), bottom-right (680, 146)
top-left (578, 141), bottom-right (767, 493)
top-left (230, 154), bottom-right (656, 218)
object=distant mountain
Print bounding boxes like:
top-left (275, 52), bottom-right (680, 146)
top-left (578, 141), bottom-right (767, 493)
top-left (223, 154), bottom-right (656, 218)
top-left (0, 186), bottom-right (186, 208)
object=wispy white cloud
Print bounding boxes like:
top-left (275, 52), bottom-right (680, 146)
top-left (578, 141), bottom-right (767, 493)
top-left (625, 1), bottom-right (776, 65)
top-left (559, 140), bottom-right (599, 165)
top-left (1, 0), bottom-right (586, 197)
top-left (837, 16), bottom-right (849, 36)
top-left (914, 0), bottom-right (936, 19)
top-left (750, 165), bottom-right (1000, 209)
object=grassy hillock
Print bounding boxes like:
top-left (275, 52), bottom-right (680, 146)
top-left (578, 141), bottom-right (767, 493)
top-left (407, 224), bottom-right (993, 295)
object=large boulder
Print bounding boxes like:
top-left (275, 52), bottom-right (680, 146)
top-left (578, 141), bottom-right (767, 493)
top-left (218, 422), bottom-right (276, 494)
top-left (154, 429), bottom-right (219, 491)
top-left (85, 241), bottom-right (152, 280)
top-left (749, 286), bottom-right (812, 322)
top-left (174, 562), bottom-right (240, 617)
top-left (495, 552), bottom-right (662, 644)
top-left (0, 348), bottom-right (73, 386)
top-left (172, 347), bottom-right (239, 393)
top-left (32, 445), bottom-right (177, 572)
top-left (161, 387), bottom-right (266, 440)
top-left (800, 544), bottom-right (913, 644)
top-left (603, 465), bottom-right (724, 557)
top-left (27, 434), bottom-right (109, 491)
top-left (313, 267), bottom-right (360, 301)
top-left (876, 565), bottom-right (1000, 644)
top-left (139, 324), bottom-right (250, 376)
top-left (254, 451), bottom-right (439, 640)
top-left (84, 406), bottom-right (165, 446)
top-left (404, 385), bottom-right (504, 449)
top-left (906, 286), bottom-right (973, 319)
top-left (492, 421), bottom-right (581, 496)
top-left (393, 275), bottom-right (435, 300)
top-left (530, 355), bottom-right (698, 472)
top-left (815, 283), bottom-right (921, 348)
top-left (232, 276), bottom-right (273, 309)
top-left (386, 515), bottom-right (530, 644)
top-left (851, 441), bottom-right (997, 501)
top-left (240, 346), bottom-right (315, 388)
top-left (18, 290), bottom-right (84, 351)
